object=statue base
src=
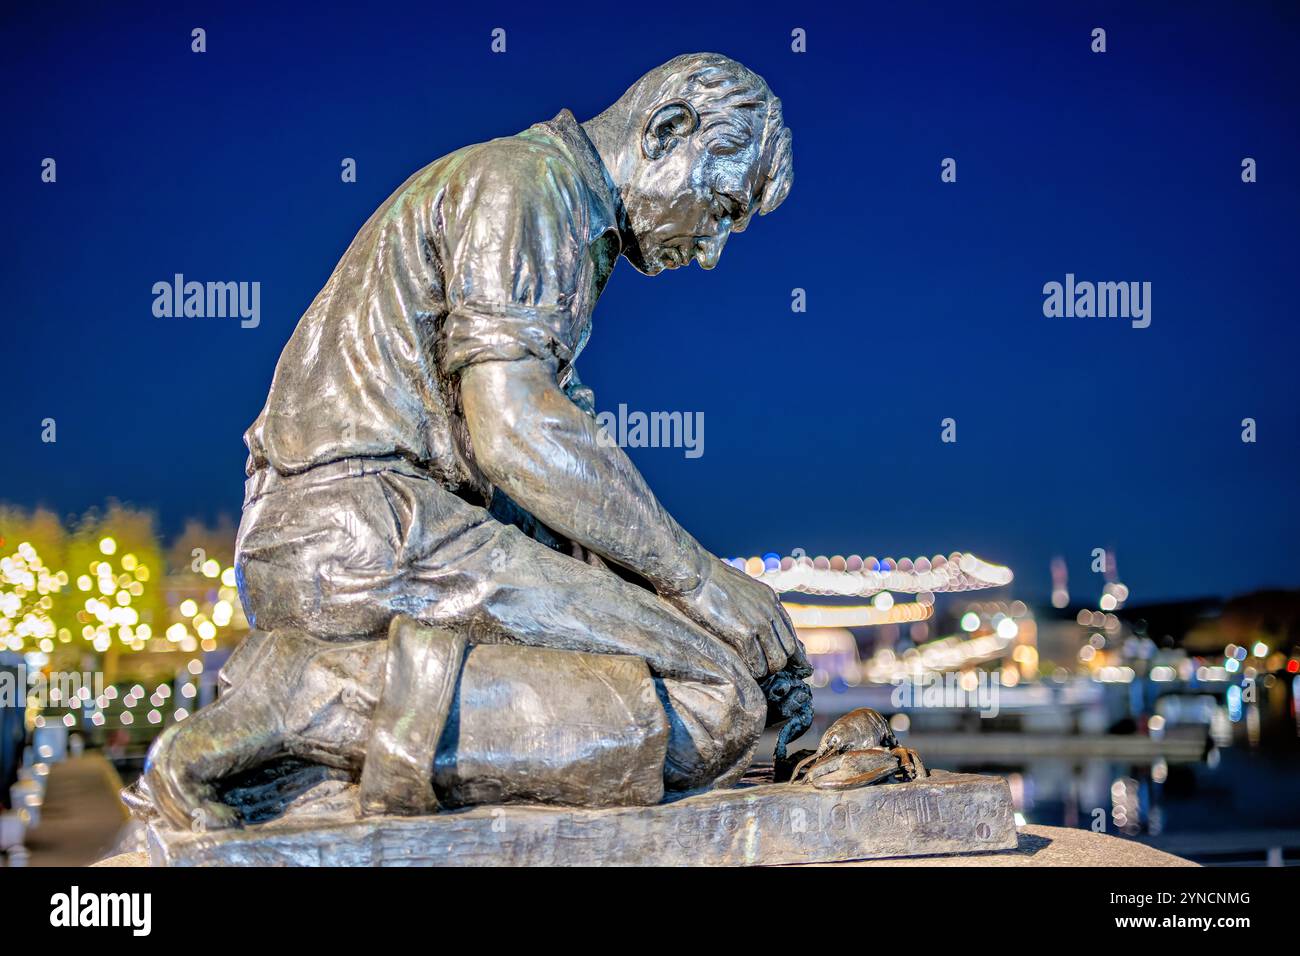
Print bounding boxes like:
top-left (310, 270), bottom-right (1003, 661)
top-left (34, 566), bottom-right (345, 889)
top-left (145, 769), bottom-right (1017, 866)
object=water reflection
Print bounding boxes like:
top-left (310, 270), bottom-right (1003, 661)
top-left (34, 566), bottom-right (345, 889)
top-left (772, 688), bottom-right (1300, 864)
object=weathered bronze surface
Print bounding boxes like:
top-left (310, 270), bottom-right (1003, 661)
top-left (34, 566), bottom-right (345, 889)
top-left (129, 53), bottom-right (819, 833)
top-left (108, 52), bottom-right (1034, 869)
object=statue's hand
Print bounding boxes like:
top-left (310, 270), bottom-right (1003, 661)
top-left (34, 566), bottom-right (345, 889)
top-left (667, 557), bottom-right (806, 679)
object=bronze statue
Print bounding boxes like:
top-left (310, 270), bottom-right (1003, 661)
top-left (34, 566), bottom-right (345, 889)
top-left (129, 53), bottom-right (878, 832)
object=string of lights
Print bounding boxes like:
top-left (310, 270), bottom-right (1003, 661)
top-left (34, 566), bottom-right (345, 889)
top-left (726, 551), bottom-right (1014, 597)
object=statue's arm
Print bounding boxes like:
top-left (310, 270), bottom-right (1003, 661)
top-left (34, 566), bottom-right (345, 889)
top-left (461, 356), bottom-right (707, 596)
top-left (440, 149), bottom-right (801, 677)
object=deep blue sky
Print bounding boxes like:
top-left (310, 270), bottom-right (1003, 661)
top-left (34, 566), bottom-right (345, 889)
top-left (2, 1), bottom-right (1297, 604)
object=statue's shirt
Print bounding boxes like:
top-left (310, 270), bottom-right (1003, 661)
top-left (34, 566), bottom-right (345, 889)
top-left (243, 109), bottom-right (622, 501)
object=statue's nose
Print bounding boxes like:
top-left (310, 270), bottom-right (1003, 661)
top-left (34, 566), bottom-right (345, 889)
top-left (694, 229), bottom-right (730, 269)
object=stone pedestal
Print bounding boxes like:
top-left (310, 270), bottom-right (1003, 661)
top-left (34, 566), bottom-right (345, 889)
top-left (145, 770), bottom-right (1017, 867)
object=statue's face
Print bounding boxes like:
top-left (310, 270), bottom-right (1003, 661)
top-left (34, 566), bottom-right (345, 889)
top-left (622, 130), bottom-right (762, 276)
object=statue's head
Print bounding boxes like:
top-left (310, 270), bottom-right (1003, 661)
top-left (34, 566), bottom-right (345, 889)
top-left (590, 53), bottom-right (793, 275)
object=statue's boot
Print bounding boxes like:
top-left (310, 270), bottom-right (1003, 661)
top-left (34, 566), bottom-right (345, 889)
top-left (130, 628), bottom-right (386, 830)
top-left (359, 615), bottom-right (670, 815)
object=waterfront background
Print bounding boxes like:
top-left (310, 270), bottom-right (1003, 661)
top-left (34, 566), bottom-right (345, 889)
top-left (772, 576), bottom-right (1300, 866)
top-left (3, 510), bottom-right (1297, 865)
top-left (3, 1), bottom-right (1298, 866)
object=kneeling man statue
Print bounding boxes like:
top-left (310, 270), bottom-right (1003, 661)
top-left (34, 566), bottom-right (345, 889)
top-left (134, 53), bottom-right (817, 831)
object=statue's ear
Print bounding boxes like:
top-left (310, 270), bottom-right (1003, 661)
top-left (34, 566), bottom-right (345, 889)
top-left (640, 100), bottom-right (699, 161)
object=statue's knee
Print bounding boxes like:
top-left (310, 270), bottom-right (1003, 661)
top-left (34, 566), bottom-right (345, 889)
top-left (724, 677), bottom-right (767, 773)
top-left (661, 673), bottom-right (765, 791)
top-left (711, 669), bottom-right (766, 746)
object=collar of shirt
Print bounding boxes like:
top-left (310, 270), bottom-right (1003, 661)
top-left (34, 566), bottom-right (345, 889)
top-left (532, 109), bottom-right (624, 258)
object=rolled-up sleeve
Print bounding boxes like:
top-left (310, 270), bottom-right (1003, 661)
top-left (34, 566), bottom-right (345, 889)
top-left (438, 150), bottom-right (588, 378)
